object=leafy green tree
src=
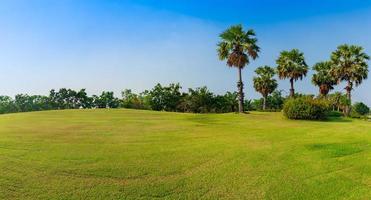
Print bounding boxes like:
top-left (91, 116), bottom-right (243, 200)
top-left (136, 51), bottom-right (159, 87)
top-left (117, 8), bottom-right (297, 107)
top-left (312, 61), bottom-right (337, 96)
top-left (328, 92), bottom-right (351, 114)
top-left (222, 91), bottom-right (238, 112)
top-left (121, 89), bottom-right (138, 108)
top-left (121, 89), bottom-right (148, 109)
top-left (328, 92), bottom-right (343, 111)
top-left (268, 90), bottom-right (286, 110)
top-left (352, 102), bottom-right (370, 116)
top-left (75, 89), bottom-right (92, 109)
top-left (253, 66), bottom-right (278, 110)
top-left (0, 96), bottom-right (17, 114)
top-left (330, 44), bottom-right (369, 116)
top-left (93, 91), bottom-right (119, 108)
top-left (211, 92), bottom-right (238, 113)
top-left (217, 24), bottom-right (260, 113)
top-left (276, 49), bottom-right (308, 97)
top-left (14, 94), bottom-right (34, 112)
top-left (178, 87), bottom-right (214, 113)
top-left (148, 83), bottom-right (182, 111)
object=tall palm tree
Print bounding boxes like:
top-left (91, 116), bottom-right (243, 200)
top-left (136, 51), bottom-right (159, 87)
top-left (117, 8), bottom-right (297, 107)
top-left (276, 49), bottom-right (308, 97)
top-left (330, 44), bottom-right (369, 116)
top-left (312, 61), bottom-right (337, 96)
top-left (253, 66), bottom-right (278, 110)
top-left (217, 24), bottom-right (260, 113)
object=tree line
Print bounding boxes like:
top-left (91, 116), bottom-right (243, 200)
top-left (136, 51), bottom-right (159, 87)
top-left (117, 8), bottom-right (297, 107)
top-left (0, 84), bottom-right (286, 115)
top-left (217, 24), bottom-right (369, 116)
top-left (0, 83), bottom-right (361, 115)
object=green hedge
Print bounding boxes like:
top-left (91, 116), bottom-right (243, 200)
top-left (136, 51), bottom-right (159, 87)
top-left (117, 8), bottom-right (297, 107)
top-left (283, 97), bottom-right (330, 120)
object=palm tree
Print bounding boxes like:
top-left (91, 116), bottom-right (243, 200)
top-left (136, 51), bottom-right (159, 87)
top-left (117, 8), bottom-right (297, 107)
top-left (253, 66), bottom-right (278, 110)
top-left (330, 44), bottom-right (369, 116)
top-left (312, 61), bottom-right (337, 96)
top-left (217, 24), bottom-right (260, 113)
top-left (276, 49), bottom-right (308, 97)
top-left (328, 92), bottom-right (343, 111)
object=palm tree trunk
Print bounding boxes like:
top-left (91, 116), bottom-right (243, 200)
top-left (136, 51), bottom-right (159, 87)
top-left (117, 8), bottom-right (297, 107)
top-left (237, 67), bottom-right (244, 113)
top-left (290, 78), bottom-right (295, 97)
top-left (345, 81), bottom-right (352, 116)
top-left (263, 95), bottom-right (267, 110)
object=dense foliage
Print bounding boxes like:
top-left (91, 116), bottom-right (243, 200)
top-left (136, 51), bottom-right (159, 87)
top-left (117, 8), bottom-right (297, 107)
top-left (248, 90), bottom-right (285, 111)
top-left (352, 102), bottom-right (370, 117)
top-left (283, 96), bottom-right (330, 120)
top-left (0, 84), bottom-right (246, 114)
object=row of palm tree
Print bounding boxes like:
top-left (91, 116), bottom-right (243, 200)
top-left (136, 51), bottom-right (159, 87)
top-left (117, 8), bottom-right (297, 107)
top-left (217, 24), bottom-right (369, 115)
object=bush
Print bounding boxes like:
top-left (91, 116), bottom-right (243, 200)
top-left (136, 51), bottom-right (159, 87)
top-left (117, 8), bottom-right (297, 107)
top-left (283, 97), bottom-right (330, 120)
top-left (327, 111), bottom-right (343, 118)
top-left (352, 102), bottom-right (370, 116)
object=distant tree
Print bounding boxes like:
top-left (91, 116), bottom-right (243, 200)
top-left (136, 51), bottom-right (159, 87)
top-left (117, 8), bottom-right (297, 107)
top-left (248, 91), bottom-right (285, 112)
top-left (48, 88), bottom-right (77, 109)
top-left (312, 61), bottom-right (337, 96)
top-left (0, 96), bottom-right (17, 114)
top-left (14, 94), bottom-right (34, 112)
top-left (253, 66), bottom-right (278, 110)
top-left (121, 89), bottom-right (136, 108)
top-left (121, 89), bottom-right (147, 109)
top-left (334, 93), bottom-right (351, 114)
top-left (139, 90), bottom-right (152, 110)
top-left (93, 91), bottom-right (119, 108)
top-left (330, 44), bottom-right (369, 116)
top-left (148, 83), bottom-right (182, 112)
top-left (267, 90), bottom-right (285, 110)
top-left (75, 89), bottom-right (91, 108)
top-left (328, 92), bottom-right (343, 111)
top-left (276, 49), bottom-right (308, 97)
top-left (217, 24), bottom-right (260, 113)
top-left (352, 102), bottom-right (370, 116)
top-left (222, 91), bottom-right (238, 112)
top-left (211, 92), bottom-right (238, 113)
top-left (178, 87), bottom-right (214, 113)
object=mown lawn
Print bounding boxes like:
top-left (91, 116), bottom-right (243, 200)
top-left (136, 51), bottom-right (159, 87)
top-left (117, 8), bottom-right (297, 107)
top-left (0, 109), bottom-right (370, 199)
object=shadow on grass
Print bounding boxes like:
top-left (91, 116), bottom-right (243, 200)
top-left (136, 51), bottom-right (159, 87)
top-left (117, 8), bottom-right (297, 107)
top-left (323, 117), bottom-right (352, 123)
top-left (306, 142), bottom-right (367, 158)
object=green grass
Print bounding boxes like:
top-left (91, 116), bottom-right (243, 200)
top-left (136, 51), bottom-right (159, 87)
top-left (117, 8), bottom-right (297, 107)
top-left (0, 109), bottom-right (370, 199)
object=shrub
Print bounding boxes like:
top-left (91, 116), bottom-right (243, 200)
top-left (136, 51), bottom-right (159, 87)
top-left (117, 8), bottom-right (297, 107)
top-left (352, 102), bottom-right (370, 116)
top-left (327, 111), bottom-right (343, 117)
top-left (283, 97), bottom-right (330, 120)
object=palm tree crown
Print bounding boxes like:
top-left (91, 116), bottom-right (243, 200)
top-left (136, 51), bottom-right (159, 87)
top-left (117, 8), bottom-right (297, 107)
top-left (331, 44), bottom-right (369, 87)
top-left (312, 61), bottom-right (337, 96)
top-left (276, 49), bottom-right (308, 97)
top-left (217, 25), bottom-right (260, 68)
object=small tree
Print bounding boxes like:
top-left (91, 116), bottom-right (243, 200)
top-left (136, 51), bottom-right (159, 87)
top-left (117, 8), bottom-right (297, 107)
top-left (276, 49), bottom-right (308, 97)
top-left (253, 66), bottom-right (278, 110)
top-left (312, 61), bottom-right (337, 96)
top-left (352, 102), bottom-right (370, 116)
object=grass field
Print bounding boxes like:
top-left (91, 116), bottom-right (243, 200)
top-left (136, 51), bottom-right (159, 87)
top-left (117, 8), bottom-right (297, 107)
top-left (0, 109), bottom-right (370, 199)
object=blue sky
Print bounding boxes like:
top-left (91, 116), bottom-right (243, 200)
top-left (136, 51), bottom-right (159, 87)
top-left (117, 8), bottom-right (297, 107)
top-left (1, 0), bottom-right (371, 105)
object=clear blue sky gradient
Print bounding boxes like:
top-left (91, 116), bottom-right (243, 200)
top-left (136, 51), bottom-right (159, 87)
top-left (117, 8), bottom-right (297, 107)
top-left (1, 0), bottom-right (371, 105)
